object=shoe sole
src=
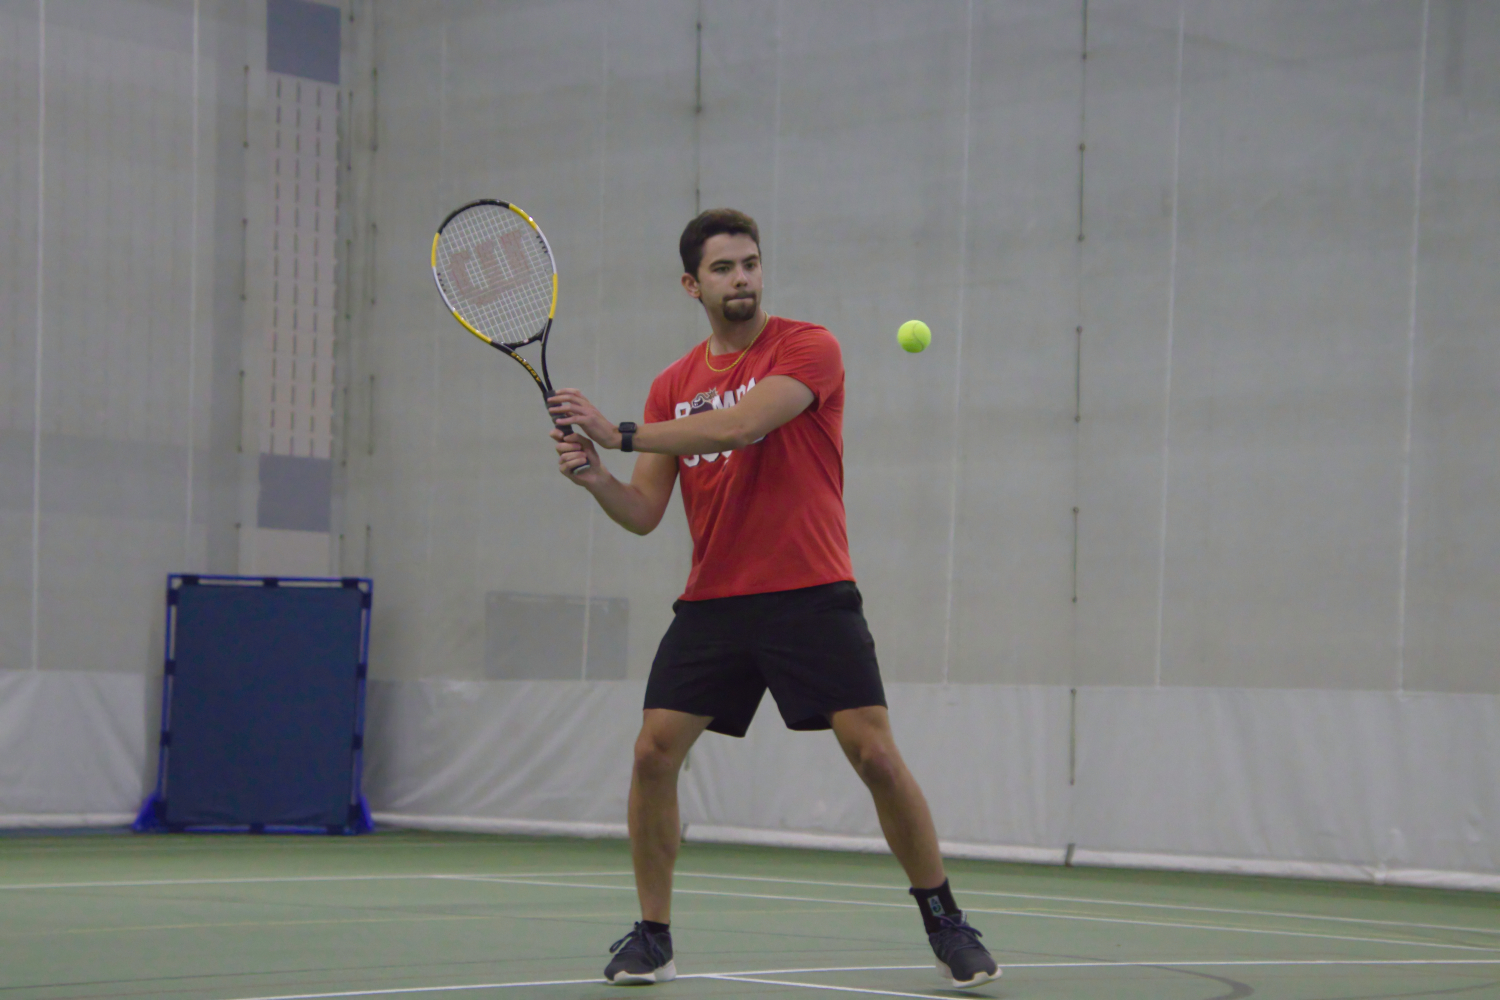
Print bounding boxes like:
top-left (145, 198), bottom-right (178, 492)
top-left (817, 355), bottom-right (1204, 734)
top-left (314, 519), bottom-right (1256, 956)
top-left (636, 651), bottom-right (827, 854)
top-left (606, 959), bottom-right (677, 985)
top-left (937, 960), bottom-right (1001, 989)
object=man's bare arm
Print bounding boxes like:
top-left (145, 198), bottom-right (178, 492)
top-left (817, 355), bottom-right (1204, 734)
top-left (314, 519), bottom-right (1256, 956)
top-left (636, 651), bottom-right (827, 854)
top-left (551, 429), bottom-right (678, 535)
top-left (548, 375), bottom-right (814, 456)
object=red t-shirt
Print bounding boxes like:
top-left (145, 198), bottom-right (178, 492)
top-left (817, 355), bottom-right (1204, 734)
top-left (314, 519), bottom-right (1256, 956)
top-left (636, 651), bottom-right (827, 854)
top-left (644, 316), bottom-right (854, 601)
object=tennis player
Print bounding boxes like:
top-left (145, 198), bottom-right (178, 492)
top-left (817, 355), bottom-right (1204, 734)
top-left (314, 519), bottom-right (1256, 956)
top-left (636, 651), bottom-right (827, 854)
top-left (546, 209), bottom-right (1000, 989)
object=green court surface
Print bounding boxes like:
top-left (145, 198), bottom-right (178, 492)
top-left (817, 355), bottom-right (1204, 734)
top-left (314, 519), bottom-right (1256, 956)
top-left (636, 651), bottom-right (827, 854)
top-left (2, 830), bottom-right (1498, 1000)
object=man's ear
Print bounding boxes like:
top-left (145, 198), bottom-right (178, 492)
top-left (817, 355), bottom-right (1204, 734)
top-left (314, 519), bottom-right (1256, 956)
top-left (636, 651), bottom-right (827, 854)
top-left (680, 272), bottom-right (702, 300)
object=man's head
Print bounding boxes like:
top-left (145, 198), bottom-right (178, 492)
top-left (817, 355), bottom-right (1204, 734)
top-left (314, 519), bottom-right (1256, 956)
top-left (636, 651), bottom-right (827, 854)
top-left (679, 209), bottom-right (763, 324)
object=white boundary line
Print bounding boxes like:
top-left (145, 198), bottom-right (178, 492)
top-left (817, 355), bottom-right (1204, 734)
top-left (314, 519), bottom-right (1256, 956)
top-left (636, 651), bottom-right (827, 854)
top-left (702, 975), bottom-right (940, 999)
top-left (372, 815), bottom-right (1500, 892)
top-left (216, 959), bottom-right (1500, 1000)
top-left (1012, 959), bottom-right (1500, 967)
top-left (448, 875), bottom-right (1500, 953)
top-left (218, 968), bottom-right (931, 1000)
top-left (14, 869), bottom-right (1500, 965)
top-left (673, 871), bottom-right (1500, 937)
top-left (225, 979), bottom-right (599, 1000)
top-left (0, 872), bottom-right (634, 891)
top-left (11, 869), bottom-right (1499, 941)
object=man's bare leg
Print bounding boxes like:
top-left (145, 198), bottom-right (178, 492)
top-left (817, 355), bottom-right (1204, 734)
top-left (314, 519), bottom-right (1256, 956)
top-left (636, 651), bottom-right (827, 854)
top-left (830, 704), bottom-right (999, 988)
top-left (829, 705), bottom-right (946, 887)
top-left (629, 708), bottom-right (712, 922)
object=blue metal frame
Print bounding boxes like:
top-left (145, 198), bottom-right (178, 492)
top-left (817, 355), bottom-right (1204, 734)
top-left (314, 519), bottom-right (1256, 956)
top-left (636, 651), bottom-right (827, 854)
top-left (134, 574), bottom-right (374, 835)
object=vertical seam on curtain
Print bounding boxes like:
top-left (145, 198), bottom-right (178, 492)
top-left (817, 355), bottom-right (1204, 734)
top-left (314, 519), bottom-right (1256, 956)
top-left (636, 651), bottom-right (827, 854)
top-left (1396, 0), bottom-right (1431, 695)
top-left (939, 0), bottom-right (976, 685)
top-left (1153, 1), bottom-right (1187, 689)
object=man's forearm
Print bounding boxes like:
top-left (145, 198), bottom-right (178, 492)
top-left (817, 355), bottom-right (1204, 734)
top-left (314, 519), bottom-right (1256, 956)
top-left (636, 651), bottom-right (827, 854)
top-left (587, 471), bottom-right (667, 535)
top-left (631, 407), bottom-right (754, 456)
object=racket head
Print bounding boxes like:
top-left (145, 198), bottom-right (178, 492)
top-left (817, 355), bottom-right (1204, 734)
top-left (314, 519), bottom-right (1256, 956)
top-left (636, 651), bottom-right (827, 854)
top-left (432, 200), bottom-right (558, 349)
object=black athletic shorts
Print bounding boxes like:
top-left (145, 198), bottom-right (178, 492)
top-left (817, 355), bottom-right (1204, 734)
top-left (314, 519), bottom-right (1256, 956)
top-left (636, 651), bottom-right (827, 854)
top-left (644, 581), bottom-right (887, 738)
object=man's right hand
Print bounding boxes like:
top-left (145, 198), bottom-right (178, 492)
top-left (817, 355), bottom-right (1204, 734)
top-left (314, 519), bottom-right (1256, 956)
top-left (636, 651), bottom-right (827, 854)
top-left (550, 437), bottom-right (678, 536)
top-left (552, 427), bottom-right (605, 485)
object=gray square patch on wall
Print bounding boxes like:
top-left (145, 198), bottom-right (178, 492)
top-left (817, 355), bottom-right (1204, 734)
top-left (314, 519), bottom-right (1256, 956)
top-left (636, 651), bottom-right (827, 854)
top-left (485, 592), bottom-right (629, 680)
top-left (267, 0), bottom-right (341, 84)
top-left (257, 454), bottom-right (333, 532)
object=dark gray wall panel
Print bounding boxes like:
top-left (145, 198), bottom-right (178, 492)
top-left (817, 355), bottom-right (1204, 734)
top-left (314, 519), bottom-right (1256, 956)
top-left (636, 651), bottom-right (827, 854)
top-left (485, 591), bottom-right (628, 681)
top-left (267, 0), bottom-right (340, 84)
top-left (257, 453), bottom-right (333, 531)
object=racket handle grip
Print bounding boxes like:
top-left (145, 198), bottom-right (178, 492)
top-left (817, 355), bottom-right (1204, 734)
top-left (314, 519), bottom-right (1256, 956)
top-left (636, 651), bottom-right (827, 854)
top-left (557, 423), bottom-right (590, 474)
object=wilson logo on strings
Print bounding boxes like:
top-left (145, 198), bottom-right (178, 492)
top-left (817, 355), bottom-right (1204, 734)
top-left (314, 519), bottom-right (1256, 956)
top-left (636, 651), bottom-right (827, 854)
top-left (447, 228), bottom-right (535, 306)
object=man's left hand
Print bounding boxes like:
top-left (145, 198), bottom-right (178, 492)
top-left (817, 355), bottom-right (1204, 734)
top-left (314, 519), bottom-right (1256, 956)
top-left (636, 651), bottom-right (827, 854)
top-left (547, 389), bottom-right (622, 449)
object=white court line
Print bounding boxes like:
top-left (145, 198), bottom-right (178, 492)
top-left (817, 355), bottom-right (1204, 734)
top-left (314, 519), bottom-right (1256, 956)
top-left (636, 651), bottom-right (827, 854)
top-left (16, 867), bottom-right (1494, 940)
top-left (0, 872), bottom-right (633, 891)
top-left (703, 974), bottom-right (942, 999)
top-left (216, 959), bottom-right (1500, 1000)
top-left (1009, 960), bottom-right (1500, 968)
top-left (14, 869), bottom-right (1496, 948)
top-left (451, 876), bottom-right (1500, 953)
top-left (224, 979), bottom-right (600, 1000)
top-left (215, 967), bottom-right (927, 1000)
top-left (675, 871), bottom-right (1500, 938)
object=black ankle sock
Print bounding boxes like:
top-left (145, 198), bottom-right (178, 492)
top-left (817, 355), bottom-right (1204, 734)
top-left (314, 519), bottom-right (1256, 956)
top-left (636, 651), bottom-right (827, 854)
top-left (910, 879), bottom-right (961, 935)
top-left (642, 919), bottom-right (670, 936)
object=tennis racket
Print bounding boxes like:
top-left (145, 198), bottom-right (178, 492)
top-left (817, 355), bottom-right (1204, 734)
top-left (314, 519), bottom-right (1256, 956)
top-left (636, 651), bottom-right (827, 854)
top-left (431, 199), bottom-right (586, 471)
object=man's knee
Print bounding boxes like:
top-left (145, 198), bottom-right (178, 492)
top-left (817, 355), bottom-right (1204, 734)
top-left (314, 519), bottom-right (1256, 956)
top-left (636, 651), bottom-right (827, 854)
top-left (633, 732), bottom-right (683, 782)
top-left (848, 740), bottom-right (902, 791)
top-left (633, 712), bottom-right (705, 782)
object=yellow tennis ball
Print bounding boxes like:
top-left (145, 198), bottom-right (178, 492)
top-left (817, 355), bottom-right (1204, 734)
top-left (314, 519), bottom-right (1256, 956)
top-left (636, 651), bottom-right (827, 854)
top-left (897, 320), bottom-right (931, 353)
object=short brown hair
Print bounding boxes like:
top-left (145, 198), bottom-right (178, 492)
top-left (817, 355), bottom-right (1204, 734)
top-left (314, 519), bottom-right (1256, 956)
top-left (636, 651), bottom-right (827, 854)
top-left (679, 208), bottom-right (761, 277)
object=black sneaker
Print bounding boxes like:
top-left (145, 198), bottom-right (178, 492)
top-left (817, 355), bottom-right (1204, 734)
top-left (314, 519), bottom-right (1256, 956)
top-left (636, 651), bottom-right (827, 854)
top-left (929, 913), bottom-right (1000, 988)
top-left (604, 922), bottom-right (676, 985)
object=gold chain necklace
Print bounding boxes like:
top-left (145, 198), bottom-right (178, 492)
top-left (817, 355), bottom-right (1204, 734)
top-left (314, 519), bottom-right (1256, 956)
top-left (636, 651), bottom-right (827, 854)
top-left (704, 314), bottom-right (770, 373)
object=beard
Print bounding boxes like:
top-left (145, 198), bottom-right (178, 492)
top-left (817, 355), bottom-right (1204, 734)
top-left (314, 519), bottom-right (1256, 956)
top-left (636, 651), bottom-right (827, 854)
top-left (720, 293), bottom-right (758, 323)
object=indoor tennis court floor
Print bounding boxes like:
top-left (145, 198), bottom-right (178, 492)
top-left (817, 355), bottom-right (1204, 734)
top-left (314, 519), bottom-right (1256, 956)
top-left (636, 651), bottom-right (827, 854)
top-left (3, 829), bottom-right (1497, 1000)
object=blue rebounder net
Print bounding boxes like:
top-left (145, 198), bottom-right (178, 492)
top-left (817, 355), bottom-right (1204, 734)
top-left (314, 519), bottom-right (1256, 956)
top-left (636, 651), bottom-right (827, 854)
top-left (135, 575), bottom-right (374, 834)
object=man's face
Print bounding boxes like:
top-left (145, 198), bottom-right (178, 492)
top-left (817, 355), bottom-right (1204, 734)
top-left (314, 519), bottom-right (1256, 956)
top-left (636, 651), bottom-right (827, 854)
top-left (684, 233), bottom-right (762, 323)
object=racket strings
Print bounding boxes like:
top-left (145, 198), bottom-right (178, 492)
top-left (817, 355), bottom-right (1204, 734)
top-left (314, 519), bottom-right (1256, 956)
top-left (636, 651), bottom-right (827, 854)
top-left (436, 204), bottom-right (554, 347)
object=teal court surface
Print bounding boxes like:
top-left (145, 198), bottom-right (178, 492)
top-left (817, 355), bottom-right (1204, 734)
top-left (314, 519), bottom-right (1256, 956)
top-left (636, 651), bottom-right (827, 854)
top-left (2, 830), bottom-right (1498, 999)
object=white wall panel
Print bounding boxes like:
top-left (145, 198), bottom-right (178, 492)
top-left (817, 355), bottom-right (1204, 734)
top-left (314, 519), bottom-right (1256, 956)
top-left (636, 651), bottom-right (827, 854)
top-left (946, 2), bottom-right (1080, 686)
top-left (1401, 0), bottom-right (1500, 694)
top-left (6, 0), bottom-right (1493, 876)
top-left (365, 680), bottom-right (1071, 850)
top-left (1160, 2), bottom-right (1424, 690)
top-left (1075, 0), bottom-right (1182, 688)
top-left (768, 1), bottom-right (973, 684)
top-left (344, 1), bottom-right (1500, 878)
top-left (39, 4), bottom-right (199, 447)
top-left (346, 0), bottom-right (699, 684)
top-left (31, 1), bottom-right (219, 677)
top-left (365, 679), bottom-right (1498, 879)
top-left (0, 669), bottom-right (150, 820)
top-left (0, 0), bottom-right (249, 727)
top-left (0, 2), bottom-right (41, 675)
top-left (1072, 685), bottom-right (1500, 874)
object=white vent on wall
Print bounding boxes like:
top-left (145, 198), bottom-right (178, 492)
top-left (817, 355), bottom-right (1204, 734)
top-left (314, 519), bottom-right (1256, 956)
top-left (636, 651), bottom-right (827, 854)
top-left (262, 73), bottom-right (339, 459)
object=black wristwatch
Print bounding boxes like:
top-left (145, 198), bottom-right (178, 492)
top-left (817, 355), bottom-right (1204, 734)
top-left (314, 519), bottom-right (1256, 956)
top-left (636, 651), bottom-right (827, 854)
top-left (618, 421), bottom-right (638, 452)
